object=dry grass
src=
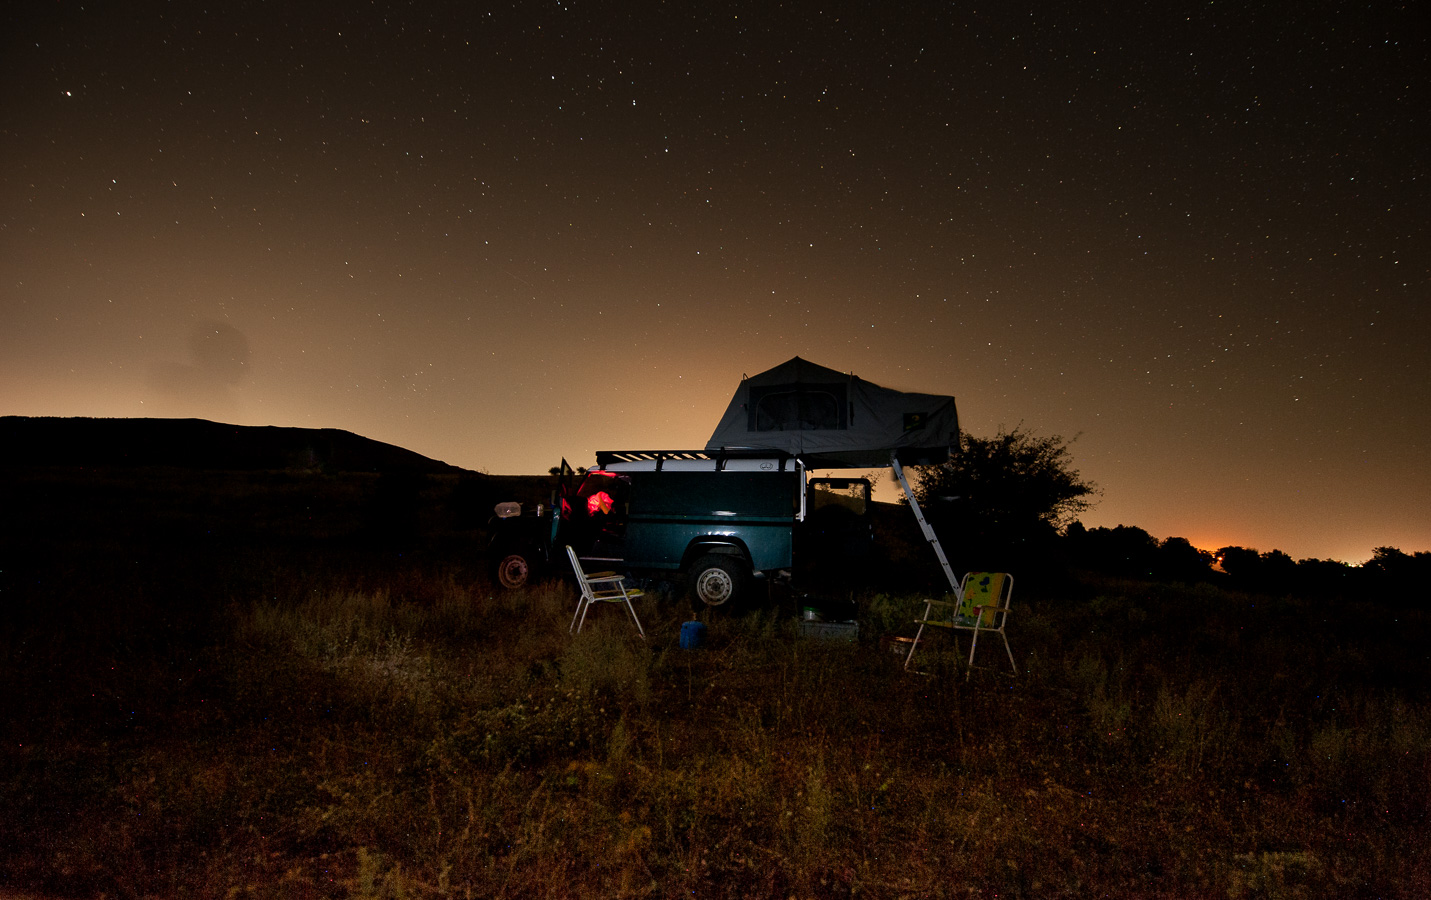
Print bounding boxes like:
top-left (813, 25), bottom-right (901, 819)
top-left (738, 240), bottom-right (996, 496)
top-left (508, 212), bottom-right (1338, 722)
top-left (3, 541), bottom-right (1429, 898)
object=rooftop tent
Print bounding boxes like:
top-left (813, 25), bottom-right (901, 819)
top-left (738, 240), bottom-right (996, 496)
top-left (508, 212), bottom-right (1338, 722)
top-left (705, 356), bottom-right (959, 469)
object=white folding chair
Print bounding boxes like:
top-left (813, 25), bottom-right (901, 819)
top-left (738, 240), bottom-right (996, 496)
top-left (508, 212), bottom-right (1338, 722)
top-left (566, 545), bottom-right (645, 638)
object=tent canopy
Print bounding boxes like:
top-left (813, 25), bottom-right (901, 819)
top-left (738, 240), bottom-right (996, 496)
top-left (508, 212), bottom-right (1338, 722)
top-left (705, 356), bottom-right (959, 468)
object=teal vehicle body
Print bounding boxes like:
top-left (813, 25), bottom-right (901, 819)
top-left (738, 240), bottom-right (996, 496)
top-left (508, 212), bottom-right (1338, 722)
top-left (488, 450), bottom-right (871, 608)
top-left (608, 469), bottom-right (798, 571)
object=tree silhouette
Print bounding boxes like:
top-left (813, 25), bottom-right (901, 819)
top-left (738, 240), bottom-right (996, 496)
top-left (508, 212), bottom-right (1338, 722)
top-left (910, 427), bottom-right (1098, 571)
top-left (1064, 523), bottom-right (1159, 578)
top-left (1216, 546), bottom-right (1299, 594)
top-left (1152, 536), bottom-right (1216, 583)
top-left (1364, 547), bottom-right (1431, 601)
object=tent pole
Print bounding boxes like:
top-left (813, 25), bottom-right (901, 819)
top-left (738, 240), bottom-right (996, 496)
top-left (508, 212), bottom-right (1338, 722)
top-left (891, 452), bottom-right (962, 595)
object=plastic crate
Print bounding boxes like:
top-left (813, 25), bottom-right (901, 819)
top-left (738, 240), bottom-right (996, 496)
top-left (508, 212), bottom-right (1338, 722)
top-left (799, 620), bottom-right (859, 642)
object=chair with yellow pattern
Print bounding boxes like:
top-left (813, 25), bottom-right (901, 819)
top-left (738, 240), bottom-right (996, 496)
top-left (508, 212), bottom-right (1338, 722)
top-left (905, 572), bottom-right (1016, 677)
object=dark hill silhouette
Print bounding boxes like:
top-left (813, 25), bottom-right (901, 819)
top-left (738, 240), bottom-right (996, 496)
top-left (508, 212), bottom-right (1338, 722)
top-left (0, 416), bottom-right (463, 474)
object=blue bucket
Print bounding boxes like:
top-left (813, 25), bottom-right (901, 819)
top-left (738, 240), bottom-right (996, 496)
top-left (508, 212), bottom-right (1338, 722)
top-left (679, 620), bottom-right (707, 650)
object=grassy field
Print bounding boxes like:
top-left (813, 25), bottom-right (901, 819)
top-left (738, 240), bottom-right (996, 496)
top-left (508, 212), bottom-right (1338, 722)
top-left (2, 468), bottom-right (1428, 898)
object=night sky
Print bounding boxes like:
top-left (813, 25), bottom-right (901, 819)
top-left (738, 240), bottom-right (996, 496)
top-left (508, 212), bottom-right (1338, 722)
top-left (3, 2), bottom-right (1426, 563)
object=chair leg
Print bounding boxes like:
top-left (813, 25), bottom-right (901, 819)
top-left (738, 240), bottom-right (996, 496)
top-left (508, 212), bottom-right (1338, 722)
top-left (905, 598), bottom-right (938, 671)
top-left (570, 597), bottom-right (586, 633)
top-left (573, 595), bottom-right (646, 637)
top-left (965, 626), bottom-right (981, 681)
top-left (624, 599), bottom-right (646, 638)
top-left (904, 620), bottom-right (929, 671)
top-left (1000, 632), bottom-right (1018, 675)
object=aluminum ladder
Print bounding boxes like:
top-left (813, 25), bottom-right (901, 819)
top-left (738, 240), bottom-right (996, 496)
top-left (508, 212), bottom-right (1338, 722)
top-left (890, 452), bottom-right (962, 595)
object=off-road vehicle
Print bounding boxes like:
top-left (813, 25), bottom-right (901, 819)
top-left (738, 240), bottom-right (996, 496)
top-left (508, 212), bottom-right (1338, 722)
top-left (488, 450), bottom-right (872, 608)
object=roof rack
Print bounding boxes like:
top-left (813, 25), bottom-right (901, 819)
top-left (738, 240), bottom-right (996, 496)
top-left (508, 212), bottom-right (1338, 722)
top-left (595, 448), bottom-right (797, 472)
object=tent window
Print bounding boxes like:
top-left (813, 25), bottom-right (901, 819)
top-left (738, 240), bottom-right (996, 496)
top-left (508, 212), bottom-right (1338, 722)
top-left (749, 385), bottom-right (848, 431)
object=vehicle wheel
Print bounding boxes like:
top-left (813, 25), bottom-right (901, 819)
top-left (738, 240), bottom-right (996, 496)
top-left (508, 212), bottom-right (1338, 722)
top-left (689, 554), bottom-right (745, 609)
top-left (494, 552), bottom-right (535, 590)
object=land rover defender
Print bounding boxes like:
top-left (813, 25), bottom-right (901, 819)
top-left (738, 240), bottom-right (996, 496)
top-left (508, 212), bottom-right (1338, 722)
top-left (487, 450), bottom-right (872, 607)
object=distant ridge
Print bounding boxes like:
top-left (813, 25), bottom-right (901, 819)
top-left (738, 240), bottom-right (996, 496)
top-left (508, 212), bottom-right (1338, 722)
top-left (0, 416), bottom-right (465, 474)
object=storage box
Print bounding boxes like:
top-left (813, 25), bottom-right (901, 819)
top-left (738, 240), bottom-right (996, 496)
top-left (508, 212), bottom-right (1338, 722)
top-left (799, 620), bottom-right (859, 642)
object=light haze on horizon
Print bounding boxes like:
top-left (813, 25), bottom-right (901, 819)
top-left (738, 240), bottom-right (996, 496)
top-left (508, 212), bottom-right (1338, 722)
top-left (3, 2), bottom-right (1427, 563)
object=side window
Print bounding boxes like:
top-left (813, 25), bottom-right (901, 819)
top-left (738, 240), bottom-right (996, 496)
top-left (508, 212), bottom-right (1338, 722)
top-left (747, 385), bottom-right (848, 431)
top-left (808, 478), bottom-right (870, 515)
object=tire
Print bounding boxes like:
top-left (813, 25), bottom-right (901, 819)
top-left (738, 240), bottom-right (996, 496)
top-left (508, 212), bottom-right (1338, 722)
top-left (689, 554), bottom-right (746, 609)
top-left (494, 552), bottom-right (535, 590)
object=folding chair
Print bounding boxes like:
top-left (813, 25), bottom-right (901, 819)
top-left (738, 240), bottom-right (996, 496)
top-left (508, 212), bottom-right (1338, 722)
top-left (566, 546), bottom-right (646, 637)
top-left (904, 572), bottom-right (1016, 677)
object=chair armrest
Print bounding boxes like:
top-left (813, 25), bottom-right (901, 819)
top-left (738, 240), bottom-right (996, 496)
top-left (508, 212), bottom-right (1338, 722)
top-left (913, 618), bottom-right (956, 628)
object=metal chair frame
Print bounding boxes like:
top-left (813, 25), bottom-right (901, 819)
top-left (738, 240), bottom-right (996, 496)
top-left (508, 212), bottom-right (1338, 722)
top-left (905, 572), bottom-right (1016, 677)
top-left (566, 545), bottom-right (646, 638)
